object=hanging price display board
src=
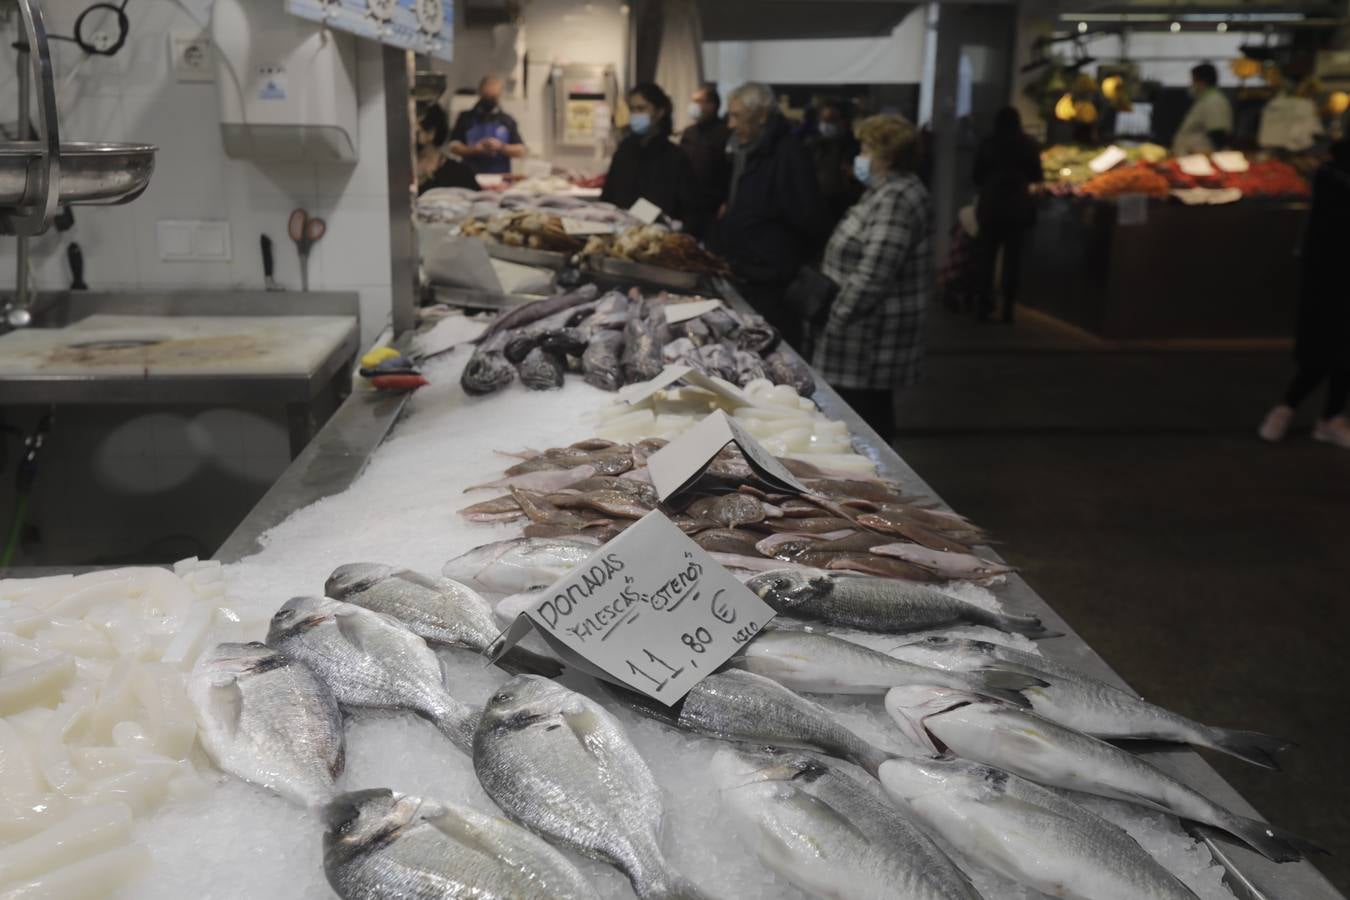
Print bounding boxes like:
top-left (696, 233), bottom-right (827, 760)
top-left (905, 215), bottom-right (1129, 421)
top-left (287, 0), bottom-right (454, 63)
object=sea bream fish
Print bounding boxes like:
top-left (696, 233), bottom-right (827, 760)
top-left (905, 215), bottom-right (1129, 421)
top-left (884, 685), bottom-right (1318, 863)
top-left (324, 563), bottom-right (562, 678)
top-left (266, 596), bottom-right (480, 753)
top-left (728, 627), bottom-right (1044, 704)
top-left (880, 635), bottom-right (1289, 769)
top-left (474, 676), bottom-right (713, 900)
top-left (747, 569), bottom-right (1048, 636)
top-left (713, 748), bottom-right (982, 900)
top-left (323, 788), bottom-right (597, 900)
top-left (189, 642), bottom-right (344, 806)
top-left (443, 537), bottom-right (595, 595)
top-left (608, 669), bottom-right (897, 776)
top-left (879, 757), bottom-right (1199, 900)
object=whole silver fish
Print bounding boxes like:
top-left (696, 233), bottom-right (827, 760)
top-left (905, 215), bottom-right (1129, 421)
top-left (713, 748), bottom-right (981, 900)
top-left (266, 596), bottom-right (479, 753)
top-left (473, 676), bottom-right (712, 900)
top-left (885, 685), bottom-right (1316, 863)
top-left (746, 570), bottom-right (1047, 636)
top-left (325, 563), bottom-right (562, 678)
top-left (881, 635), bottom-right (1287, 769)
top-left (611, 669), bottom-right (895, 776)
top-left (323, 788), bottom-right (597, 900)
top-left (880, 757), bottom-right (1198, 900)
top-left (189, 641), bottom-right (344, 807)
top-left (442, 537), bottom-right (594, 594)
top-left (729, 627), bottom-right (1043, 705)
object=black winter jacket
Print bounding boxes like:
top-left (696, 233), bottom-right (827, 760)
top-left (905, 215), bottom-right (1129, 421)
top-left (600, 131), bottom-right (693, 224)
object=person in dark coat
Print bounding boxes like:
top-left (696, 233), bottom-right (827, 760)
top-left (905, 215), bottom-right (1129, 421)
top-left (711, 81), bottom-right (826, 349)
top-left (1258, 139), bottom-right (1350, 449)
top-left (449, 76), bottom-right (526, 176)
top-left (971, 106), bottom-right (1043, 323)
top-left (805, 99), bottom-right (862, 232)
top-left (416, 104), bottom-right (480, 195)
top-left (679, 82), bottom-right (731, 239)
top-left (600, 82), bottom-right (693, 224)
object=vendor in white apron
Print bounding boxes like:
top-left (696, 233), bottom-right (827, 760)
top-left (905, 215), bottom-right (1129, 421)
top-left (1173, 63), bottom-right (1233, 155)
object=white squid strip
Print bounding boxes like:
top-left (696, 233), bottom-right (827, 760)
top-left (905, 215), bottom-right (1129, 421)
top-left (0, 803), bottom-right (133, 887)
top-left (0, 843), bottom-right (149, 900)
top-left (0, 656), bottom-right (75, 717)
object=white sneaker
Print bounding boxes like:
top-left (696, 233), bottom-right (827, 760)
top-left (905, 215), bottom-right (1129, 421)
top-left (1258, 405), bottom-right (1296, 443)
top-left (1313, 416), bottom-right (1350, 449)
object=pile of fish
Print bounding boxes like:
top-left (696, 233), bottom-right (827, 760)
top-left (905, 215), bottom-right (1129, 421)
top-left (416, 187), bottom-right (642, 230)
top-left (576, 224), bottom-right (732, 276)
top-left (183, 535), bottom-right (1314, 900)
top-left (458, 437), bottom-right (1011, 584)
top-left (460, 285), bottom-right (815, 398)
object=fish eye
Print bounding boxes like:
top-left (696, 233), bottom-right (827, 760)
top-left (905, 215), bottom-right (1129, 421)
top-left (924, 636), bottom-right (949, 645)
top-left (490, 690), bottom-right (514, 705)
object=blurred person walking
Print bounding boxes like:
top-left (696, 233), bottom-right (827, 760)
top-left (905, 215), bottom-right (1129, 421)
top-left (805, 98), bottom-right (863, 232)
top-left (812, 114), bottom-right (932, 441)
top-left (1259, 139), bottom-right (1350, 448)
top-left (971, 107), bottom-right (1042, 324)
top-left (711, 82), bottom-right (825, 349)
top-left (601, 82), bottom-right (693, 223)
top-left (679, 83), bottom-right (731, 239)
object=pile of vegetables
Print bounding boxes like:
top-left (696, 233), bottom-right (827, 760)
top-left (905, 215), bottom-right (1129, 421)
top-left (1079, 163), bottom-right (1172, 199)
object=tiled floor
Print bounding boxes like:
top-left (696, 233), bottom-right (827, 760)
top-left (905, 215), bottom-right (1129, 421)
top-left (896, 305), bottom-right (1350, 893)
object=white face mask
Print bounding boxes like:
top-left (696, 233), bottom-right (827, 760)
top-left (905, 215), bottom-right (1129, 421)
top-left (688, 101), bottom-right (704, 122)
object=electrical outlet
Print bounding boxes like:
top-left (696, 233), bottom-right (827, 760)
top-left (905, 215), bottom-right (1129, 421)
top-left (90, 30), bottom-right (117, 52)
top-left (169, 32), bottom-right (215, 83)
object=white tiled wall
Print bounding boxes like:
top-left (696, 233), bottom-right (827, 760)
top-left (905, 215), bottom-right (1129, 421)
top-left (0, 0), bottom-right (394, 347)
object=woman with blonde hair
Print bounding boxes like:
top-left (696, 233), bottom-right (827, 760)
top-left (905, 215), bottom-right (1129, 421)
top-left (813, 113), bottom-right (931, 440)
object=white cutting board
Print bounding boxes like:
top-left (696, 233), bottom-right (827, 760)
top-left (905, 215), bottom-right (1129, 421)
top-left (0, 315), bottom-right (356, 378)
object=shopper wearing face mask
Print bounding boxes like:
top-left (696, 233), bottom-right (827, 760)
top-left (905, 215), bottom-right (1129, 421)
top-left (600, 82), bottom-right (693, 224)
top-left (679, 83), bottom-right (731, 238)
top-left (812, 114), bottom-right (931, 440)
top-left (449, 76), bottom-right (526, 176)
top-left (805, 99), bottom-right (862, 232)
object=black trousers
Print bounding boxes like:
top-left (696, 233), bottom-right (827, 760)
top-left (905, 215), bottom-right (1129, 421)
top-left (974, 222), bottom-right (1026, 322)
top-left (836, 387), bottom-right (896, 443)
top-left (1284, 366), bottom-right (1350, 419)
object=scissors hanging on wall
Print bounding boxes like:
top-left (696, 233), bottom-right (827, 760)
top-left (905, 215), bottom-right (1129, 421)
top-left (288, 208), bottom-right (327, 292)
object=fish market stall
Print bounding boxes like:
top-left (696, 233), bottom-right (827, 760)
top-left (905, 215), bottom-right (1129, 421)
top-left (2, 280), bottom-right (1339, 900)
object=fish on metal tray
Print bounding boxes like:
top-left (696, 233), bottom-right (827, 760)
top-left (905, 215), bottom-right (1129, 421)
top-left (685, 493), bottom-right (766, 528)
top-left (474, 676), bottom-right (714, 900)
top-left (693, 528), bottom-right (765, 556)
top-left (714, 748), bottom-right (982, 900)
top-left (475, 284), bottom-right (599, 345)
top-left (885, 685), bottom-right (1320, 863)
top-left (510, 487), bottom-right (604, 530)
top-left (502, 444), bottom-right (634, 477)
top-left (871, 544), bottom-right (1013, 580)
top-left (466, 463), bottom-right (598, 494)
top-left (459, 494), bottom-right (525, 523)
top-left (565, 475), bottom-right (658, 505)
top-left (764, 351), bottom-right (815, 397)
top-left (443, 537), bottom-right (595, 594)
top-left (518, 347), bottom-right (566, 390)
top-left (189, 641), bottom-right (344, 807)
top-left (324, 563), bottom-right (562, 678)
top-left (266, 596), bottom-right (480, 753)
top-left (546, 488), bottom-right (653, 519)
top-left (324, 788), bottom-right (596, 900)
top-left (747, 569), bottom-right (1049, 636)
top-left (879, 757), bottom-right (1200, 900)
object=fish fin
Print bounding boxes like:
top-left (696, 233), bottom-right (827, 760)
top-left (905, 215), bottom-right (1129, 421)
top-left (1219, 814), bottom-right (1325, 862)
top-left (966, 666), bottom-right (1050, 707)
top-left (639, 873), bottom-right (719, 900)
top-left (205, 680), bottom-right (244, 740)
top-left (987, 610), bottom-right (1051, 637)
top-left (1200, 726), bottom-right (1291, 771)
top-left (333, 608), bottom-right (385, 655)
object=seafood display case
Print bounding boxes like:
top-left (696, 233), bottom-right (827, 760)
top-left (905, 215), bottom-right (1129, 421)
top-left (192, 274), bottom-right (1347, 900)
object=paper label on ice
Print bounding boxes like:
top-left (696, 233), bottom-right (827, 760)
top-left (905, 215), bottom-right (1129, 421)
top-left (561, 217), bottom-right (617, 236)
top-left (1177, 154), bottom-right (1216, 177)
top-left (619, 365), bottom-right (694, 406)
top-left (646, 410), bottom-right (808, 500)
top-left (488, 511), bottom-right (775, 704)
top-left (630, 198), bottom-right (663, 224)
top-left (1088, 145), bottom-right (1126, 173)
top-left (663, 299), bottom-right (723, 324)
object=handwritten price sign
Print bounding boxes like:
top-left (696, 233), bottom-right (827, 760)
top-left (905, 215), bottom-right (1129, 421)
top-left (490, 510), bottom-right (775, 704)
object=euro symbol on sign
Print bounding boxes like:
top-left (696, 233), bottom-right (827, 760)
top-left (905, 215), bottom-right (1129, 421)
top-left (710, 589), bottom-right (736, 624)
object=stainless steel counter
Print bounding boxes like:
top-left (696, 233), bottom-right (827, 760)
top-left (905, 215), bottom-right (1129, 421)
top-left (218, 279), bottom-right (1343, 900)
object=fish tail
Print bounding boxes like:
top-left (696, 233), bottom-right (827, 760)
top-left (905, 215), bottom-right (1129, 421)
top-left (432, 705), bottom-right (481, 755)
top-left (1199, 726), bottom-right (1292, 770)
top-left (495, 645), bottom-right (564, 679)
top-left (637, 874), bottom-right (718, 900)
top-left (978, 607), bottom-right (1054, 637)
top-left (1218, 812), bottom-right (1325, 862)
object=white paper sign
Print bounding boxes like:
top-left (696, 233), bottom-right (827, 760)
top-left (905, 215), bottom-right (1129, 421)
top-left (619, 365), bottom-right (694, 406)
top-left (647, 410), bottom-right (809, 500)
top-left (664, 299), bottom-right (724, 324)
top-left (489, 511), bottom-right (775, 704)
top-left (1210, 151), bottom-right (1249, 174)
top-left (630, 198), bottom-right (663, 225)
top-left (561, 217), bottom-right (617, 236)
top-left (1177, 154), bottom-right (1216, 177)
top-left (1088, 145), bottom-right (1126, 174)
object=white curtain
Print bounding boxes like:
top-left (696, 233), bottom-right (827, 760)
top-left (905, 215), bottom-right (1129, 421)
top-left (654, 0), bottom-right (706, 132)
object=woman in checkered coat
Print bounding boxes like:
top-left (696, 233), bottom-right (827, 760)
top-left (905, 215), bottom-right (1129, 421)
top-left (812, 114), bottom-right (931, 439)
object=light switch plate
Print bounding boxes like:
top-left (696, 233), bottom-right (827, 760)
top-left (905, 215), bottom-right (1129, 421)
top-left (169, 32), bottom-right (214, 82)
top-left (158, 220), bottom-right (232, 261)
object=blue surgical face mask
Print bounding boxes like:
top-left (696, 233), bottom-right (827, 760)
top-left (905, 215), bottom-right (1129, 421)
top-left (630, 113), bottom-right (652, 135)
top-left (688, 101), bottom-right (704, 122)
top-left (853, 154), bottom-right (872, 185)
top-left (818, 122), bottom-right (840, 139)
